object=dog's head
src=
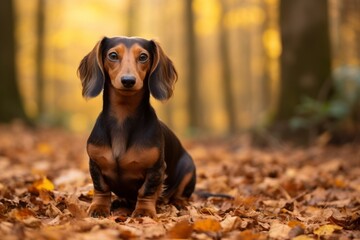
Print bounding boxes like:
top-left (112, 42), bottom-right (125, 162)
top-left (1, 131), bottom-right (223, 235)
top-left (77, 37), bottom-right (178, 100)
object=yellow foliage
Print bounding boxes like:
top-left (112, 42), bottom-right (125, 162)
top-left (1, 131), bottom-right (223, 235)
top-left (193, 0), bottom-right (221, 35)
top-left (224, 6), bottom-right (265, 29)
top-left (314, 224), bottom-right (343, 236)
top-left (263, 28), bottom-right (282, 59)
top-left (32, 177), bottom-right (55, 191)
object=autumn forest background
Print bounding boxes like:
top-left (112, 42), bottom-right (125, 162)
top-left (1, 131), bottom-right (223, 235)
top-left (1, 0), bottom-right (359, 140)
top-left (0, 0), bottom-right (360, 239)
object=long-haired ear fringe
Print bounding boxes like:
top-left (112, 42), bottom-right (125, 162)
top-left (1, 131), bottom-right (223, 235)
top-left (77, 37), bottom-right (107, 98)
top-left (148, 40), bottom-right (178, 101)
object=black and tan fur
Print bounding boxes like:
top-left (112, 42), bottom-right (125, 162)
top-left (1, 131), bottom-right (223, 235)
top-left (78, 37), bottom-right (196, 218)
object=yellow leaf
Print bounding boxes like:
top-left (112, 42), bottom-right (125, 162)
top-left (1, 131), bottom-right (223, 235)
top-left (33, 177), bottom-right (55, 191)
top-left (193, 218), bottom-right (222, 232)
top-left (314, 224), bottom-right (342, 236)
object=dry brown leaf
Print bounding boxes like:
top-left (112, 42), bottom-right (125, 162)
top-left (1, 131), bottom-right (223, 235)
top-left (38, 189), bottom-right (53, 204)
top-left (67, 202), bottom-right (87, 219)
top-left (1, 125), bottom-right (360, 239)
top-left (268, 222), bottom-right (291, 239)
top-left (220, 215), bottom-right (241, 232)
top-left (10, 208), bottom-right (35, 220)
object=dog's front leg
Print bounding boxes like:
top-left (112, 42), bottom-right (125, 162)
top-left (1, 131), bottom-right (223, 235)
top-left (132, 159), bottom-right (165, 218)
top-left (87, 159), bottom-right (111, 217)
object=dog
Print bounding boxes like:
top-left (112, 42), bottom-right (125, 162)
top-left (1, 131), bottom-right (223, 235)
top-left (77, 36), bottom-right (196, 218)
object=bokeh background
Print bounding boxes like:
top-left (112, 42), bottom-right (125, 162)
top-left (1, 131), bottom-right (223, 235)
top-left (1, 0), bottom-right (360, 140)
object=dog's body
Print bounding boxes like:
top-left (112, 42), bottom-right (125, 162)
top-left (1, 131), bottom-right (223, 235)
top-left (78, 37), bottom-right (196, 218)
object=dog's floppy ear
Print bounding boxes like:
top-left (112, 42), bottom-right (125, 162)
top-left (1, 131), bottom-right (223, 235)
top-left (148, 40), bottom-right (178, 101)
top-left (77, 37), bottom-right (107, 98)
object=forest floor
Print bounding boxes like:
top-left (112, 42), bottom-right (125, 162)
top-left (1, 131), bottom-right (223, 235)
top-left (0, 123), bottom-right (359, 240)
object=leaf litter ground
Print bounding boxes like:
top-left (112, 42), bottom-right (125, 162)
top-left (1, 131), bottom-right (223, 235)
top-left (0, 123), bottom-right (359, 239)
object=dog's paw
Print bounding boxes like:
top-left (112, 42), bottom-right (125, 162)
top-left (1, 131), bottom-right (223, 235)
top-left (87, 204), bottom-right (110, 218)
top-left (131, 207), bottom-right (157, 218)
top-left (171, 198), bottom-right (189, 210)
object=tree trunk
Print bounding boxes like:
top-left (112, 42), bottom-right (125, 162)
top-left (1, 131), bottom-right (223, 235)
top-left (0, 0), bottom-right (27, 122)
top-left (277, 0), bottom-right (331, 120)
top-left (126, 0), bottom-right (137, 36)
top-left (36, 0), bottom-right (46, 121)
top-left (219, 0), bottom-right (236, 133)
top-left (184, 0), bottom-right (201, 131)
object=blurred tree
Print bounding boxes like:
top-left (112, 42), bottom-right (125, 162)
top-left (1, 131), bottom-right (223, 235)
top-left (0, 0), bottom-right (27, 122)
top-left (276, 0), bottom-right (331, 121)
top-left (36, 0), bottom-right (46, 121)
top-left (126, 0), bottom-right (137, 36)
top-left (184, 0), bottom-right (201, 132)
top-left (219, 0), bottom-right (236, 132)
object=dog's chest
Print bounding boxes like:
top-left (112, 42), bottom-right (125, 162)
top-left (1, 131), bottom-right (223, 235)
top-left (87, 143), bottom-right (160, 181)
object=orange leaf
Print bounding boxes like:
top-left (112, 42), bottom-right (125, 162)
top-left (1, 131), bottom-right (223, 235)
top-left (11, 208), bottom-right (35, 220)
top-left (288, 220), bottom-right (305, 229)
top-left (237, 230), bottom-right (262, 240)
top-left (166, 221), bottom-right (193, 238)
top-left (193, 218), bottom-right (222, 232)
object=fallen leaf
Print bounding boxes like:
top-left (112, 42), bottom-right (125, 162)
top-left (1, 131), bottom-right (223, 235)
top-left (292, 235), bottom-right (315, 240)
top-left (166, 220), bottom-right (193, 239)
top-left (269, 222), bottom-right (291, 239)
top-left (39, 189), bottom-right (53, 204)
top-left (314, 224), bottom-right (342, 236)
top-left (237, 230), bottom-right (263, 240)
top-left (193, 218), bottom-right (222, 232)
top-left (330, 213), bottom-right (360, 230)
top-left (67, 202), bottom-right (87, 219)
top-left (32, 177), bottom-right (55, 191)
top-left (287, 220), bottom-right (305, 229)
top-left (220, 215), bottom-right (241, 232)
top-left (10, 208), bottom-right (35, 220)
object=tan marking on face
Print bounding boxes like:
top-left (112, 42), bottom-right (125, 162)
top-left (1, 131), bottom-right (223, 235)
top-left (104, 43), bottom-right (151, 92)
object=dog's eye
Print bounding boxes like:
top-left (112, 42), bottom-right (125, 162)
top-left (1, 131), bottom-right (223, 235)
top-left (108, 52), bottom-right (118, 61)
top-left (138, 53), bottom-right (149, 63)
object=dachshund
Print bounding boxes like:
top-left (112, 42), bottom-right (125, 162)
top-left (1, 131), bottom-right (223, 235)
top-left (77, 36), bottom-right (196, 218)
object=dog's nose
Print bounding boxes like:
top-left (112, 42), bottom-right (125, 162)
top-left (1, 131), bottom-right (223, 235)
top-left (121, 75), bottom-right (136, 88)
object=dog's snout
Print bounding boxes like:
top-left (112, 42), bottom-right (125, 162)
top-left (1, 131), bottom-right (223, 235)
top-left (121, 75), bottom-right (136, 88)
